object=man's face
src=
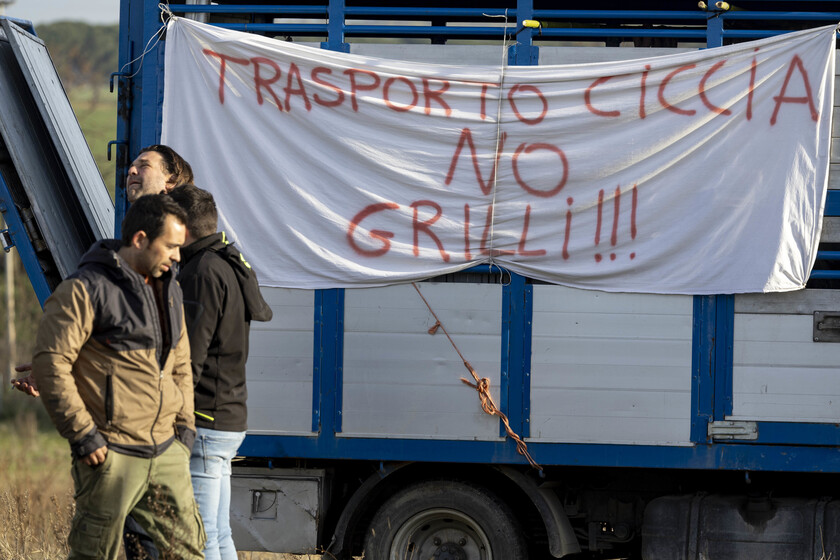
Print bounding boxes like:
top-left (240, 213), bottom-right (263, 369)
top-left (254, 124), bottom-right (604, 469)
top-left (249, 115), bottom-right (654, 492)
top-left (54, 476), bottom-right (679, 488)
top-left (126, 151), bottom-right (175, 203)
top-left (135, 214), bottom-right (186, 277)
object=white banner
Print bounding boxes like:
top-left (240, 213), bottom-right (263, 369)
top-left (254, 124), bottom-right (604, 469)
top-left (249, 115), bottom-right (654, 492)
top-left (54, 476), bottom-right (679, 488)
top-left (162, 18), bottom-right (835, 294)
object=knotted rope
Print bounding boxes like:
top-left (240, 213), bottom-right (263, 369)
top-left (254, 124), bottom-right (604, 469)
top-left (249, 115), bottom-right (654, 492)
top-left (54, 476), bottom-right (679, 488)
top-left (413, 283), bottom-right (542, 471)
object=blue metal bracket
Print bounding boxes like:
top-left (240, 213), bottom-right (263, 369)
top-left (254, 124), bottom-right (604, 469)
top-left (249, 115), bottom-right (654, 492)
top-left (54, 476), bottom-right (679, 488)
top-left (0, 176), bottom-right (51, 305)
top-left (109, 71), bottom-right (130, 93)
top-left (107, 140), bottom-right (127, 162)
top-left (0, 228), bottom-right (13, 251)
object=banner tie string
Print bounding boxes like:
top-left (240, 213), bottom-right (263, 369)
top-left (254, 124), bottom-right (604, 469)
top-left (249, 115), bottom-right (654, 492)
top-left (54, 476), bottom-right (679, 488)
top-left (481, 10), bottom-right (513, 269)
top-left (412, 283), bottom-right (542, 472)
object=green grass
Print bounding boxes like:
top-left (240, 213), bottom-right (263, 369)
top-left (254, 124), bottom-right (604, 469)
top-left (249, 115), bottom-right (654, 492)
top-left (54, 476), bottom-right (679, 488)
top-left (0, 415), bottom-right (70, 482)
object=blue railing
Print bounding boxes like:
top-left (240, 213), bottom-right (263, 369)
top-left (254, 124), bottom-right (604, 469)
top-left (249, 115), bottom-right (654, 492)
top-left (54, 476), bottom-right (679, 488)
top-left (167, 4), bottom-right (840, 43)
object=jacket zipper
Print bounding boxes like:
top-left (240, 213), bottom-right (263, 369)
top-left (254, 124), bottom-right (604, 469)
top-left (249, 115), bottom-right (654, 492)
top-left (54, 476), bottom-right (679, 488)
top-left (105, 373), bottom-right (114, 427)
top-left (144, 280), bottom-right (164, 455)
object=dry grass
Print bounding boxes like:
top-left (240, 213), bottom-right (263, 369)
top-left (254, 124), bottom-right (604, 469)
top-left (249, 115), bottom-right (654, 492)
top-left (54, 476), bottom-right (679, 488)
top-left (0, 409), bottom-right (74, 560)
top-left (0, 406), bottom-right (354, 560)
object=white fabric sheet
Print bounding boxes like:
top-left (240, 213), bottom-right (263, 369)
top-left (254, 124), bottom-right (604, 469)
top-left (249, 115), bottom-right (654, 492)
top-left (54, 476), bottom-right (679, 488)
top-left (162, 18), bottom-right (835, 294)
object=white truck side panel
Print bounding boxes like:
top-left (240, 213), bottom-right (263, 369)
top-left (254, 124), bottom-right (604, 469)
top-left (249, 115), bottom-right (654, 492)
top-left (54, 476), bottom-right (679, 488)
top-left (529, 287), bottom-right (693, 445)
top-left (730, 57), bottom-right (840, 424)
top-left (247, 288), bottom-right (316, 435)
top-left (341, 283), bottom-right (504, 440)
top-left (731, 313), bottom-right (839, 423)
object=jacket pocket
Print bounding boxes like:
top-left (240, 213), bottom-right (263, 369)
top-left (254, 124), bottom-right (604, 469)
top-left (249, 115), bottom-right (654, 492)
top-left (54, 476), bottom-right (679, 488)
top-left (68, 510), bottom-right (112, 557)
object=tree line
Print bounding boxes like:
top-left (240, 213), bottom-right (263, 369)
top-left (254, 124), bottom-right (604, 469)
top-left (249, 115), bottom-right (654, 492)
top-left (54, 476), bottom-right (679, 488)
top-left (37, 22), bottom-right (118, 102)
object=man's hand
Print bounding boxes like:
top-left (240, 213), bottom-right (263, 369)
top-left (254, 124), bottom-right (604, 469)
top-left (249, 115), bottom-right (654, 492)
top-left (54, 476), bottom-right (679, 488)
top-left (81, 445), bottom-right (108, 467)
top-left (11, 363), bottom-right (39, 397)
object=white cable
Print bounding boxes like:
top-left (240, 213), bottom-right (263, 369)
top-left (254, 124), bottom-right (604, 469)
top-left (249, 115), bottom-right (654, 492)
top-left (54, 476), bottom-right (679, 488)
top-left (117, 4), bottom-right (172, 80)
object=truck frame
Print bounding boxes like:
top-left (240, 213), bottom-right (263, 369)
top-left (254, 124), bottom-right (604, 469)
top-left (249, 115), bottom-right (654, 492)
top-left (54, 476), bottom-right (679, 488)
top-left (2, 1), bottom-right (840, 558)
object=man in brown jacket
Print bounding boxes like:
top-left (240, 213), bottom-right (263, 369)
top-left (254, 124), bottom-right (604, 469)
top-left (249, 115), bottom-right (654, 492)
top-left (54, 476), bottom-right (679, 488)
top-left (32, 194), bottom-right (205, 560)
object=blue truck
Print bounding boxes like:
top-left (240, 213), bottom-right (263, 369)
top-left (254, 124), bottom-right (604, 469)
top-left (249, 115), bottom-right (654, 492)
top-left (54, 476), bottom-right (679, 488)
top-left (1, 1), bottom-right (840, 558)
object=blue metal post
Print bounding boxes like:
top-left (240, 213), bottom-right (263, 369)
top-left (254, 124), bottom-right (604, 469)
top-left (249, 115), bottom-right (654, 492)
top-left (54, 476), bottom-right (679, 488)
top-left (689, 7), bottom-right (731, 443)
top-left (714, 294), bottom-right (734, 419)
top-left (141, 5), bottom-right (166, 148)
top-left (509, 0), bottom-right (537, 66)
top-left (322, 0), bottom-right (350, 53)
top-left (312, 289), bottom-right (344, 435)
top-left (706, 8), bottom-right (724, 48)
top-left (116, 1), bottom-right (165, 234)
top-left (502, 272), bottom-right (532, 438)
top-left (706, 6), bottom-right (734, 427)
top-left (114, 0), bottom-right (134, 234)
top-left (316, 7), bottom-right (349, 436)
top-left (691, 296), bottom-right (715, 442)
top-left (114, 1), bottom-right (166, 238)
top-left (494, 0), bottom-right (539, 440)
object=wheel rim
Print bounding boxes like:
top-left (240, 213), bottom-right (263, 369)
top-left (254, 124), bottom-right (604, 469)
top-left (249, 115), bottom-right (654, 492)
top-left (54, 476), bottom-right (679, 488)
top-left (389, 507), bottom-right (493, 560)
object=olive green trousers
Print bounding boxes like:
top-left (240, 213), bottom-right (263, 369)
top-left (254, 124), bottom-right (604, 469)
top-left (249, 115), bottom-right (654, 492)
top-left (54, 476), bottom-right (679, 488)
top-left (68, 440), bottom-right (206, 560)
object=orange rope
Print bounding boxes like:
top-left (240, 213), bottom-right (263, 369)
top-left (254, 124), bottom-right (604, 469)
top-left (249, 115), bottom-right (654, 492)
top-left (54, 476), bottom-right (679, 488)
top-left (412, 283), bottom-right (542, 471)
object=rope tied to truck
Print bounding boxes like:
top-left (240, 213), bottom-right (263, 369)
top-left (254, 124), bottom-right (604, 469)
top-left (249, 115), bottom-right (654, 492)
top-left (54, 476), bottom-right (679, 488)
top-left (412, 283), bottom-right (542, 472)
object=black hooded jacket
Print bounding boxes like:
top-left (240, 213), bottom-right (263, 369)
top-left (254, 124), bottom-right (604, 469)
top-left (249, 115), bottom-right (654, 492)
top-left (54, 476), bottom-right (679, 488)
top-left (179, 232), bottom-right (273, 432)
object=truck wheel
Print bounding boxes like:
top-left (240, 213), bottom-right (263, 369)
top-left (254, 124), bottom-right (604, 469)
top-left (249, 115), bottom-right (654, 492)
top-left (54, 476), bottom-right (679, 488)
top-left (363, 479), bottom-right (528, 560)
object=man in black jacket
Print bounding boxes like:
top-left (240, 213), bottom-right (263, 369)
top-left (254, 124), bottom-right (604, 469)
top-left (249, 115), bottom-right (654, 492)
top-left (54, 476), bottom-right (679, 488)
top-left (169, 185), bottom-right (273, 560)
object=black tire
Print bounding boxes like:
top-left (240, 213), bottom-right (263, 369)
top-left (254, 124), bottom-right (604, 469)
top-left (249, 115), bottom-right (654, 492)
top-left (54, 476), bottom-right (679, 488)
top-left (363, 479), bottom-right (528, 560)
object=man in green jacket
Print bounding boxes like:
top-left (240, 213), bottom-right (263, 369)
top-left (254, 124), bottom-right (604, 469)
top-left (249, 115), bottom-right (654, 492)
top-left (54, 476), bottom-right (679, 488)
top-left (32, 194), bottom-right (206, 560)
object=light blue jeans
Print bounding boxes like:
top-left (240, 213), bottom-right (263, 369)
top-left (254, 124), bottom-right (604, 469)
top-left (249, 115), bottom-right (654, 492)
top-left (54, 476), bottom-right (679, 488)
top-left (190, 427), bottom-right (246, 560)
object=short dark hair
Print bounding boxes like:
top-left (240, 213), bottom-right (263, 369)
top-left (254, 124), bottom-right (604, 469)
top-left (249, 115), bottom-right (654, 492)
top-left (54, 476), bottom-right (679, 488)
top-left (121, 193), bottom-right (188, 246)
top-left (168, 185), bottom-right (218, 240)
top-left (138, 144), bottom-right (194, 187)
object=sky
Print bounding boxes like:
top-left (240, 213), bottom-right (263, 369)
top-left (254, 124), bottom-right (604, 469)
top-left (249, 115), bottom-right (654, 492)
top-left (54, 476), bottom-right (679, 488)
top-left (2, 0), bottom-right (119, 25)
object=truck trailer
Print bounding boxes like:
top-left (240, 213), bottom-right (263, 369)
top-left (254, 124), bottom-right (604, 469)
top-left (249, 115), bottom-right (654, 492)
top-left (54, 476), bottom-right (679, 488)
top-left (1, 1), bottom-right (840, 558)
